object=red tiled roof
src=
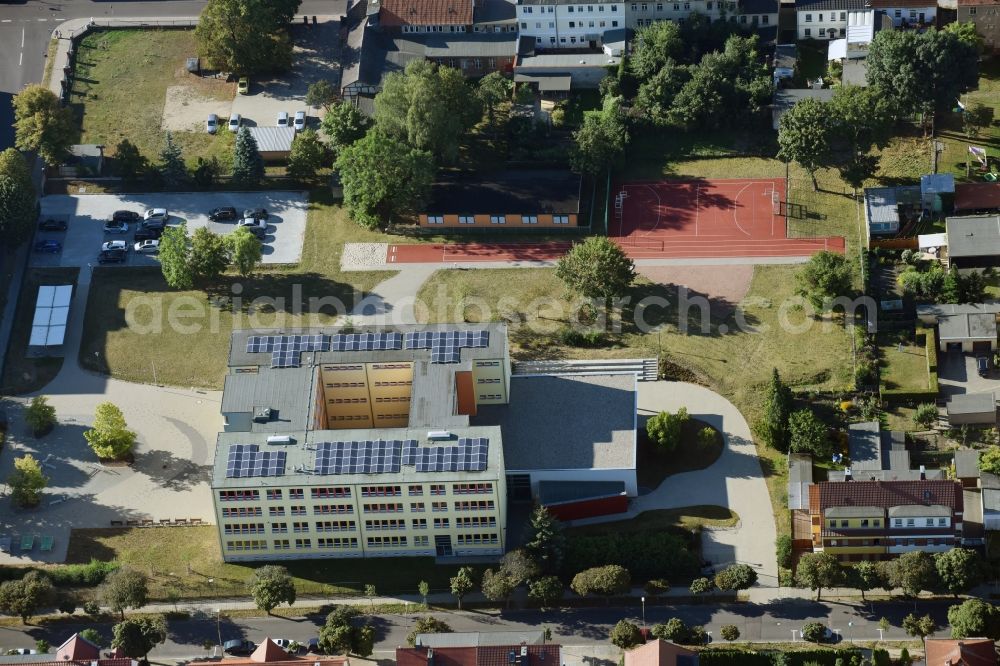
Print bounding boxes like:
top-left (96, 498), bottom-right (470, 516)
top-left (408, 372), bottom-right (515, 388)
top-left (924, 638), bottom-right (998, 666)
top-left (956, 183), bottom-right (1000, 212)
top-left (27, 660), bottom-right (133, 666)
top-left (959, 0), bottom-right (1000, 6)
top-left (478, 645), bottom-right (561, 666)
top-left (624, 640), bottom-right (697, 666)
top-left (397, 645), bottom-right (562, 666)
top-left (379, 0), bottom-right (474, 26)
top-left (190, 643), bottom-right (348, 666)
top-left (815, 480), bottom-right (963, 513)
top-left (398, 647), bottom-right (478, 666)
top-left (57, 633), bottom-right (101, 661)
top-left (252, 639), bottom-right (291, 663)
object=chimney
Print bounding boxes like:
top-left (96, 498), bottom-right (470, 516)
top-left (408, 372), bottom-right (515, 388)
top-left (844, 468), bottom-right (852, 481)
top-left (920, 464), bottom-right (926, 481)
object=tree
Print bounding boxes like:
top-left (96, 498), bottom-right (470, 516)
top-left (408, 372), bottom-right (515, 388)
top-left (158, 132), bottom-right (187, 188)
top-left (980, 447), bottom-right (1000, 475)
top-left (0, 571), bottom-right (53, 622)
top-left (500, 549), bottom-right (540, 586)
top-left (788, 409), bottom-right (830, 457)
top-left (756, 369), bottom-right (793, 452)
top-left (899, 648), bottom-right (911, 666)
top-left (777, 98), bottom-right (834, 191)
top-left (848, 561), bottom-right (885, 602)
top-left (801, 621), bottom-right (827, 643)
top-left (112, 139), bottom-right (148, 190)
top-left (646, 407), bottom-right (689, 452)
top-left (476, 72), bottom-right (513, 129)
top-left (24, 395), bottom-right (56, 437)
top-left (450, 567), bottom-right (475, 610)
top-left (306, 80), bottom-right (339, 111)
top-left (192, 156), bottom-right (221, 189)
top-left (523, 505), bottom-right (566, 574)
top-left (189, 227), bottom-right (228, 284)
top-left (0, 148), bottom-right (38, 247)
top-left (571, 95), bottom-right (629, 175)
top-left (158, 224), bottom-right (194, 290)
top-left (570, 565), bottom-right (631, 603)
top-left (795, 552), bottom-right (842, 601)
top-left (12, 84), bottom-right (75, 165)
top-left (630, 20), bottom-right (683, 80)
top-left (720, 625), bottom-right (740, 641)
top-left (827, 85), bottom-right (893, 190)
top-left (528, 576), bottom-right (563, 609)
top-left (232, 126), bottom-right (265, 187)
top-left (651, 618), bottom-right (689, 643)
top-left (609, 620), bottom-right (644, 650)
top-left (947, 598), bottom-right (1000, 640)
top-left (689, 577), bottom-right (713, 595)
top-left (7, 454), bottom-right (47, 508)
top-left (902, 613), bottom-right (936, 653)
top-left (964, 102), bottom-right (995, 138)
top-left (556, 236), bottom-right (636, 321)
top-left (634, 60), bottom-right (690, 125)
top-left (364, 583), bottom-right (377, 609)
top-left (353, 625), bottom-right (375, 658)
top-left (100, 568), bottom-right (148, 620)
top-left (714, 564), bottom-right (758, 592)
top-left (914, 403), bottom-right (938, 430)
top-left (35, 639), bottom-right (49, 654)
top-left (934, 548), bottom-right (983, 597)
top-left (375, 60), bottom-right (479, 164)
top-left (797, 251), bottom-right (853, 311)
top-left (336, 131), bottom-right (434, 230)
top-left (943, 20), bottom-right (985, 53)
top-left (321, 101), bottom-right (370, 157)
top-left (111, 616), bottom-right (166, 660)
top-left (226, 226), bottom-right (263, 277)
top-left (78, 628), bottom-right (103, 646)
top-left (480, 568), bottom-right (517, 608)
top-left (195, 0), bottom-right (300, 75)
top-left (887, 551), bottom-right (937, 597)
top-left (418, 580), bottom-right (430, 606)
top-left (248, 565), bottom-right (296, 614)
top-left (406, 616), bottom-right (452, 647)
top-left (287, 129), bottom-right (328, 180)
top-left (84, 402), bottom-right (136, 460)
top-left (318, 607), bottom-right (360, 654)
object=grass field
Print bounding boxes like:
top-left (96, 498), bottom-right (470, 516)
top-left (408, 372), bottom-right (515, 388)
top-left (70, 29), bottom-right (235, 167)
top-left (79, 192), bottom-right (395, 388)
top-left (878, 330), bottom-right (930, 392)
top-left (636, 419), bottom-right (724, 490)
top-left (65, 526), bottom-right (482, 600)
top-left (938, 59), bottom-right (1000, 181)
top-left (564, 506), bottom-right (739, 536)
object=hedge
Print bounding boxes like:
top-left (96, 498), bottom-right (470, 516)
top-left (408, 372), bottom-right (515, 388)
top-left (699, 649), bottom-right (863, 666)
top-left (0, 559), bottom-right (118, 587)
top-left (563, 531), bottom-right (701, 581)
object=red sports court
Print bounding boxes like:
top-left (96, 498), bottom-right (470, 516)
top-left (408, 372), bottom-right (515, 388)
top-left (611, 178), bottom-right (845, 258)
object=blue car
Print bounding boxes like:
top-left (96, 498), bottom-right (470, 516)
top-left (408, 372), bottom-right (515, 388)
top-left (33, 240), bottom-right (62, 254)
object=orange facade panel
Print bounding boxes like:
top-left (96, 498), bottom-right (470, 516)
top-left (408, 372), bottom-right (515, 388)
top-left (455, 371), bottom-right (477, 417)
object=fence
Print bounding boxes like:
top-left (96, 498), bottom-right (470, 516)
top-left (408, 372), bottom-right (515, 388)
top-left (870, 237), bottom-right (919, 251)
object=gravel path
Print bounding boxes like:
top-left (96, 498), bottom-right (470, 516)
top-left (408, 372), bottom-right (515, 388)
top-left (341, 242), bottom-right (389, 271)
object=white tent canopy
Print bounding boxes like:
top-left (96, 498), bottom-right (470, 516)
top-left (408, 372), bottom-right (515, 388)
top-left (30, 285), bottom-right (72, 346)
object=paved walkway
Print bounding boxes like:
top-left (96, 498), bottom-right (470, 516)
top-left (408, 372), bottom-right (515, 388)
top-left (571, 381), bottom-right (779, 587)
top-left (350, 265), bottom-right (439, 326)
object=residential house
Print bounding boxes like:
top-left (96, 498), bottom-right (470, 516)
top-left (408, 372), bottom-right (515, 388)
top-left (624, 639), bottom-right (699, 666)
top-left (945, 215), bottom-right (1000, 269)
top-left (514, 38), bottom-right (621, 90)
top-left (826, 10), bottom-right (878, 86)
top-left (829, 422), bottom-right (943, 482)
top-left (397, 643), bottom-right (562, 666)
top-left (807, 479), bottom-right (964, 561)
top-left (982, 471), bottom-right (1000, 531)
top-left (866, 0), bottom-right (936, 25)
top-left (515, 0), bottom-right (626, 49)
top-left (371, 0), bottom-right (476, 33)
top-left (0, 634), bottom-right (134, 666)
top-left (957, 0), bottom-right (1000, 52)
top-left (795, 0), bottom-right (867, 40)
top-left (414, 631), bottom-right (548, 647)
top-left (946, 392), bottom-right (998, 426)
top-left (955, 183), bottom-right (1000, 214)
top-left (189, 640), bottom-right (349, 666)
top-left (772, 87), bottom-right (835, 130)
top-left (923, 638), bottom-right (998, 666)
top-left (863, 185), bottom-right (920, 238)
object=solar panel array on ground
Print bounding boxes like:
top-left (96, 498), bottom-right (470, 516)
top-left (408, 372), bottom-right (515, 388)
top-left (225, 444), bottom-right (288, 478)
top-left (311, 437), bottom-right (490, 474)
top-left (244, 330), bottom-right (490, 367)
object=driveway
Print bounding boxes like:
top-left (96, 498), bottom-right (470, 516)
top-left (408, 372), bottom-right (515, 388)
top-left (35, 191), bottom-right (309, 267)
top-left (938, 351), bottom-right (1000, 397)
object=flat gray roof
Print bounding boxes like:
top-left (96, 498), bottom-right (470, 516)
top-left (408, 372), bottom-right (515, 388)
top-left (221, 366), bottom-right (315, 432)
top-left (517, 52), bottom-right (620, 68)
top-left (416, 631), bottom-right (546, 648)
top-left (888, 504), bottom-right (951, 517)
top-left (848, 421), bottom-right (883, 471)
top-left (954, 449), bottom-right (981, 479)
top-left (946, 215), bottom-right (1000, 258)
top-left (947, 392), bottom-right (997, 416)
top-left (248, 126), bottom-right (295, 153)
top-left (938, 313), bottom-right (997, 341)
top-left (513, 73), bottom-right (572, 91)
top-left (917, 302), bottom-right (1000, 318)
top-left (842, 59), bottom-right (868, 86)
top-left (212, 426), bottom-right (504, 489)
top-left (475, 374), bottom-right (636, 470)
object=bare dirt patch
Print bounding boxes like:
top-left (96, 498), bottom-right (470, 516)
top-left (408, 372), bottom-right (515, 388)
top-left (162, 85), bottom-right (232, 133)
top-left (637, 264), bottom-right (755, 318)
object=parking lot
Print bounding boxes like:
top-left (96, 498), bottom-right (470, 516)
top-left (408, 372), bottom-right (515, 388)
top-left (34, 191), bottom-right (309, 268)
top-left (939, 351), bottom-right (1000, 397)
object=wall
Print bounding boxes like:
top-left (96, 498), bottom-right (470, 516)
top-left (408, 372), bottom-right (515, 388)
top-left (516, 1), bottom-right (626, 48)
top-left (514, 467), bottom-right (639, 497)
top-left (545, 494), bottom-right (628, 520)
top-left (420, 212), bottom-right (579, 228)
top-left (958, 6), bottom-right (1000, 51)
top-left (797, 10), bottom-right (849, 39)
top-left (880, 4), bottom-right (936, 25)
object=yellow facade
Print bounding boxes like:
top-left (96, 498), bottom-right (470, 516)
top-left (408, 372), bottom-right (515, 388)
top-left (818, 509), bottom-right (887, 559)
top-left (472, 359), bottom-right (507, 404)
top-left (320, 362), bottom-right (415, 430)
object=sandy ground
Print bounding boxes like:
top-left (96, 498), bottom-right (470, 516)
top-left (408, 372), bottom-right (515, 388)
top-left (638, 264), bottom-right (755, 317)
top-left (161, 85), bottom-right (232, 133)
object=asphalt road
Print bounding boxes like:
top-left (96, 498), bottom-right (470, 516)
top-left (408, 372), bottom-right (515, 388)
top-left (0, 0), bottom-right (341, 151)
top-left (0, 599), bottom-right (962, 660)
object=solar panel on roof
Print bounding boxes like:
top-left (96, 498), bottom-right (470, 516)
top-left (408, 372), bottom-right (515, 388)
top-left (225, 444), bottom-right (288, 478)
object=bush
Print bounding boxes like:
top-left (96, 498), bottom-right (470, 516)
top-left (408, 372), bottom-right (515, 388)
top-left (644, 579), bottom-right (670, 597)
top-left (719, 625), bottom-right (739, 641)
top-left (914, 403), bottom-right (937, 429)
top-left (83, 600), bottom-right (101, 616)
top-left (558, 327), bottom-right (607, 348)
top-left (871, 648), bottom-right (890, 666)
top-left (563, 531), bottom-right (700, 581)
top-left (697, 649), bottom-right (863, 666)
top-left (854, 362), bottom-right (877, 387)
top-left (47, 559), bottom-right (118, 587)
top-left (801, 621), bottom-right (828, 643)
top-left (651, 618), bottom-right (689, 643)
top-left (776, 535), bottom-right (793, 569)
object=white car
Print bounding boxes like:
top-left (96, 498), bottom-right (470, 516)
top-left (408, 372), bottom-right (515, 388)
top-left (134, 240), bottom-right (160, 253)
top-left (144, 208), bottom-right (168, 222)
top-left (101, 240), bottom-right (128, 252)
top-left (206, 113), bottom-right (219, 134)
top-left (277, 111), bottom-right (289, 128)
top-left (293, 111), bottom-right (306, 132)
top-left (272, 639), bottom-right (296, 651)
top-left (228, 112), bottom-right (241, 131)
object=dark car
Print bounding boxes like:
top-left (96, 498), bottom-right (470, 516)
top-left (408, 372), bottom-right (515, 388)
top-left (134, 227), bottom-right (163, 242)
top-left (209, 206), bottom-right (239, 221)
top-left (223, 640), bottom-right (255, 656)
top-left (110, 210), bottom-right (141, 223)
top-left (243, 207), bottom-right (269, 220)
top-left (978, 356), bottom-right (989, 377)
top-left (306, 639), bottom-right (319, 653)
top-left (98, 248), bottom-right (127, 264)
top-left (33, 240), bottom-right (62, 254)
top-left (38, 218), bottom-right (67, 232)
top-left (141, 218), bottom-right (166, 231)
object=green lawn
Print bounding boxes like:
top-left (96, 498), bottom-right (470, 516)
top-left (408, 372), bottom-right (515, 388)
top-left (636, 419), bottom-right (724, 490)
top-left (64, 526), bottom-right (482, 599)
top-left (79, 191), bottom-right (395, 388)
top-left (878, 329), bottom-right (930, 392)
top-left (70, 29), bottom-right (235, 167)
top-left (565, 506), bottom-right (739, 537)
top-left (937, 59), bottom-right (1000, 182)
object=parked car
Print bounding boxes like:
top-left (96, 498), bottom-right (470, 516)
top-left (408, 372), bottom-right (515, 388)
top-left (134, 240), bottom-right (160, 253)
top-left (109, 210), bottom-right (140, 223)
top-left (206, 113), bottom-right (219, 134)
top-left (224, 640), bottom-right (255, 656)
top-left (293, 110), bottom-right (306, 132)
top-left (38, 218), bottom-right (67, 231)
top-left (978, 356), bottom-right (989, 377)
top-left (134, 227), bottom-right (163, 242)
top-left (209, 206), bottom-right (239, 221)
top-left (229, 113), bottom-right (242, 131)
top-left (98, 248), bottom-right (127, 264)
top-left (101, 240), bottom-right (128, 252)
top-left (237, 77), bottom-right (250, 95)
top-left (272, 639), bottom-right (295, 651)
top-left (103, 220), bottom-right (129, 234)
top-left (7, 650), bottom-right (39, 656)
top-left (277, 111), bottom-right (289, 128)
top-left (306, 639), bottom-right (319, 653)
top-left (243, 207), bottom-right (268, 220)
top-left (144, 208), bottom-right (168, 222)
top-left (33, 240), bottom-right (62, 254)
top-left (237, 218), bottom-right (267, 238)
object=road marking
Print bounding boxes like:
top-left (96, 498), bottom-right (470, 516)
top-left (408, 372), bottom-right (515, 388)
top-left (37, 18), bottom-right (48, 22)
top-left (1, 20), bottom-right (11, 23)
top-left (21, 27), bottom-right (25, 48)
top-left (19, 51), bottom-right (23, 66)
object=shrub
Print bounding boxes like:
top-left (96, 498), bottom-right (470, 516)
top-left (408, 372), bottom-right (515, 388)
top-left (644, 579), bottom-right (670, 597)
top-left (83, 600), bottom-right (101, 616)
top-left (914, 403), bottom-right (937, 429)
top-left (651, 618), bottom-right (688, 643)
top-left (47, 560), bottom-right (119, 587)
top-left (776, 535), bottom-right (793, 569)
top-left (801, 621), bottom-right (828, 642)
top-left (563, 531), bottom-right (700, 581)
top-left (719, 625), bottom-right (739, 641)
